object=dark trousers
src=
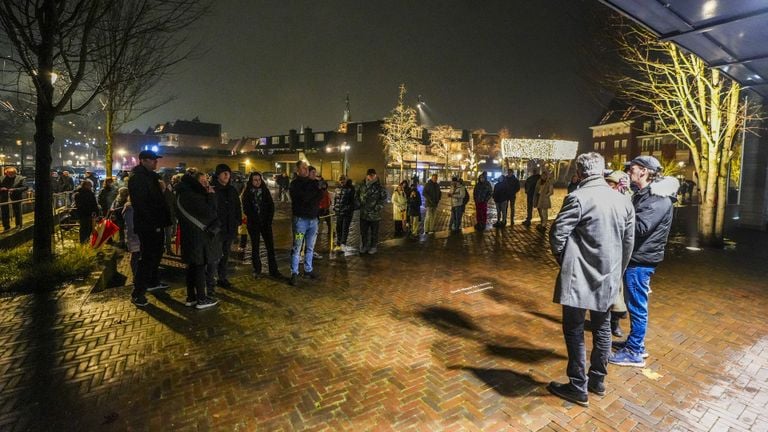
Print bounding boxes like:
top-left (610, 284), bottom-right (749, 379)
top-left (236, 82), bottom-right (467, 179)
top-left (1, 201), bottom-right (22, 229)
top-left (185, 263), bottom-right (208, 301)
top-left (525, 195), bottom-right (535, 222)
top-left (475, 201), bottom-right (488, 226)
top-left (336, 214), bottom-right (352, 245)
top-left (562, 305), bottom-right (611, 395)
top-left (508, 199), bottom-right (516, 223)
top-left (78, 217), bottom-right (93, 244)
top-left (248, 223), bottom-right (278, 274)
top-left (216, 237), bottom-right (234, 281)
top-left (360, 218), bottom-right (379, 250)
top-left (133, 230), bottom-right (164, 297)
top-left (394, 220), bottom-right (404, 235)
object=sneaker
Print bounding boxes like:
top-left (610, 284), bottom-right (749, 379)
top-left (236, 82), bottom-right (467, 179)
top-left (303, 271), bottom-right (319, 279)
top-left (216, 279), bottom-right (232, 288)
top-left (611, 340), bottom-right (649, 358)
top-left (608, 347), bottom-right (646, 367)
top-left (195, 297), bottom-right (219, 310)
top-left (367, 247), bottom-right (377, 255)
top-left (587, 380), bottom-right (606, 396)
top-left (359, 247), bottom-right (368, 254)
top-left (546, 382), bottom-right (588, 407)
top-left (131, 296), bottom-right (149, 307)
top-left (269, 271), bottom-right (284, 279)
top-left (522, 220), bottom-right (531, 227)
top-left (289, 273), bottom-right (298, 286)
top-left (184, 297), bottom-right (197, 307)
top-left (146, 282), bottom-right (169, 292)
top-left (313, 252), bottom-right (323, 260)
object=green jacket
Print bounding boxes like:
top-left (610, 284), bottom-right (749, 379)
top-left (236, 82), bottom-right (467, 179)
top-left (356, 179), bottom-right (388, 221)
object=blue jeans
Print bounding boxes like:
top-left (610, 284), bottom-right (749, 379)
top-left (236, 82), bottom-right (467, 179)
top-left (291, 217), bottom-right (318, 275)
top-left (624, 266), bottom-right (655, 353)
top-left (450, 206), bottom-right (464, 231)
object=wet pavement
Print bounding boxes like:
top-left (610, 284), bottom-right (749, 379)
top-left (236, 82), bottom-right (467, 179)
top-left (0, 190), bottom-right (766, 431)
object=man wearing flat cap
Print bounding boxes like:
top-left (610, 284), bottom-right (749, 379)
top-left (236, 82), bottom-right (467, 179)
top-left (127, 150), bottom-right (172, 307)
top-left (609, 155), bottom-right (678, 368)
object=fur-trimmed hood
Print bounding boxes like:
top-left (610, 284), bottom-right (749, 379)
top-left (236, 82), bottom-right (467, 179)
top-left (650, 176), bottom-right (680, 201)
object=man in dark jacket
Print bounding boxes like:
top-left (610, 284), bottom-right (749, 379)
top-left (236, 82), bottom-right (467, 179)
top-left (0, 167), bottom-right (28, 231)
top-left (127, 150), bottom-right (172, 307)
top-left (73, 179), bottom-right (99, 244)
top-left (97, 177), bottom-right (117, 217)
top-left (422, 173), bottom-right (441, 234)
top-left (505, 171), bottom-right (521, 224)
top-left (289, 160), bottom-right (322, 285)
top-left (609, 156), bottom-right (678, 368)
top-left (492, 176), bottom-right (508, 227)
top-left (523, 169), bottom-right (541, 226)
top-left (357, 168), bottom-right (388, 254)
top-left (175, 171), bottom-right (220, 309)
top-left (473, 172), bottom-right (492, 230)
top-left (212, 164), bottom-right (242, 289)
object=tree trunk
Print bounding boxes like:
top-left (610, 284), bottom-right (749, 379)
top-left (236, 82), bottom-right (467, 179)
top-left (105, 109), bottom-right (114, 178)
top-left (33, 107), bottom-right (56, 263)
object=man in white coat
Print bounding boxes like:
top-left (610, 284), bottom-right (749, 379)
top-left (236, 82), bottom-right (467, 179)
top-left (547, 152), bottom-right (636, 407)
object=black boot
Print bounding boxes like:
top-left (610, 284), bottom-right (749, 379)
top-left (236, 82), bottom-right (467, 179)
top-left (611, 315), bottom-right (623, 338)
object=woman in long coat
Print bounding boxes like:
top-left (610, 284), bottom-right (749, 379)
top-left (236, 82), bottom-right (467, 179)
top-left (392, 184), bottom-right (407, 236)
top-left (240, 172), bottom-right (281, 279)
top-left (535, 171), bottom-right (554, 231)
top-left (175, 171), bottom-right (221, 309)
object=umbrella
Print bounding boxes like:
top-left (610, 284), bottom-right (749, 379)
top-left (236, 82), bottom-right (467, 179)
top-left (90, 218), bottom-right (120, 249)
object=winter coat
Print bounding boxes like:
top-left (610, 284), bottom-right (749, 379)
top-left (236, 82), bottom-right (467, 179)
top-left (97, 185), bottom-right (117, 215)
top-left (0, 175), bottom-right (28, 201)
top-left (473, 179), bottom-right (493, 203)
top-left (213, 180), bottom-right (242, 240)
top-left (535, 178), bottom-right (553, 209)
top-left (450, 183), bottom-right (467, 208)
top-left (58, 175), bottom-right (75, 192)
top-left (524, 174), bottom-right (540, 196)
top-left (175, 174), bottom-right (221, 266)
top-left (549, 175), bottom-right (636, 312)
top-left (357, 178), bottom-right (388, 221)
top-left (127, 165), bottom-right (171, 234)
top-left (392, 190), bottom-right (407, 221)
top-left (73, 186), bottom-right (99, 220)
top-left (407, 189), bottom-right (422, 218)
top-left (505, 175), bottom-right (521, 200)
top-left (122, 202), bottom-right (141, 253)
top-left (333, 186), bottom-right (355, 217)
top-left (630, 176), bottom-right (679, 266)
top-left (492, 179), bottom-right (507, 203)
top-left (423, 179), bottom-right (441, 208)
top-left (289, 176), bottom-right (322, 219)
top-left (242, 183), bottom-right (275, 227)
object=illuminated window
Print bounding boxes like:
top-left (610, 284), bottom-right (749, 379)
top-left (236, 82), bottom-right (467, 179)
top-left (594, 142), bottom-right (599, 149)
top-left (654, 137), bottom-right (661, 151)
top-left (642, 138), bottom-right (650, 151)
top-left (643, 121), bottom-right (652, 132)
top-left (357, 124), bottom-right (363, 142)
top-left (621, 139), bottom-right (627, 148)
top-left (614, 140), bottom-right (620, 149)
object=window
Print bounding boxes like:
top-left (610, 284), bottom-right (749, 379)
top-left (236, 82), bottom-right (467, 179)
top-left (299, 134), bottom-right (305, 143)
top-left (314, 133), bottom-right (325, 142)
top-left (271, 136), bottom-right (280, 145)
top-left (654, 137), bottom-right (661, 151)
top-left (642, 138), bottom-right (650, 151)
top-left (594, 142), bottom-right (599, 150)
top-left (614, 140), bottom-right (620, 149)
top-left (357, 124), bottom-right (363, 142)
top-left (621, 154), bottom-right (627, 163)
top-left (643, 121), bottom-right (652, 132)
top-left (601, 141), bottom-right (606, 150)
top-left (621, 139), bottom-right (627, 148)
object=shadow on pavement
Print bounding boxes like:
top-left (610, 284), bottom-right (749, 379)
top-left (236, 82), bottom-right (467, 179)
top-left (417, 306), bottom-right (480, 337)
top-left (449, 366), bottom-right (546, 398)
top-left (485, 343), bottom-right (566, 363)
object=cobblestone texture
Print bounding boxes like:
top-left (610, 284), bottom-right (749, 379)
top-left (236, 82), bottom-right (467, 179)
top-left (0, 190), bottom-right (765, 431)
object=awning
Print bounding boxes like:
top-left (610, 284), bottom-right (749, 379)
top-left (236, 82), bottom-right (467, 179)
top-left (600, 0), bottom-right (768, 98)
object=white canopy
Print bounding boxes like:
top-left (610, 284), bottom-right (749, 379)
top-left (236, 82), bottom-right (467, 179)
top-left (501, 138), bottom-right (578, 161)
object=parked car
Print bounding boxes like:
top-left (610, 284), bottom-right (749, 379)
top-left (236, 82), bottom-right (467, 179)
top-left (261, 171), bottom-right (279, 188)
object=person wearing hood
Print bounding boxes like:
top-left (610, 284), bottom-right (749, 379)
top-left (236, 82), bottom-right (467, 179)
top-left (212, 163), bottom-right (243, 289)
top-left (356, 168), bottom-right (388, 254)
top-left (127, 150), bottom-right (172, 307)
top-left (175, 171), bottom-right (220, 309)
top-left (448, 176), bottom-right (468, 233)
top-left (473, 172), bottom-right (493, 230)
top-left (72, 179), bottom-right (99, 244)
top-left (241, 171), bottom-right (282, 279)
top-left (610, 156), bottom-right (679, 368)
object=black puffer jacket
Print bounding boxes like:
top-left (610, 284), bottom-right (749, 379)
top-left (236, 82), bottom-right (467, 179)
top-left (241, 183), bottom-right (274, 227)
top-left (175, 174), bottom-right (221, 266)
top-left (213, 180), bottom-right (242, 239)
top-left (127, 165), bottom-right (171, 234)
top-left (333, 185), bottom-right (356, 217)
top-left (629, 177), bottom-right (679, 266)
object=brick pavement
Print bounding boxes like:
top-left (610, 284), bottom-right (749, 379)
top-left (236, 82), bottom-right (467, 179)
top-left (0, 195), bottom-right (766, 431)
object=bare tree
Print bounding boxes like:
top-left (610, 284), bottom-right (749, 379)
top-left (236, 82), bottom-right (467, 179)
top-left (612, 24), bottom-right (761, 246)
top-left (0, 0), bottom-right (208, 262)
top-left (382, 84), bottom-right (419, 182)
top-left (429, 124), bottom-right (455, 181)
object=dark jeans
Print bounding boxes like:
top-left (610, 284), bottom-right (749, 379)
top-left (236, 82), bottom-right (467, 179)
top-left (360, 218), bottom-right (379, 250)
top-left (133, 229), bottom-right (164, 298)
top-left (449, 206), bottom-right (464, 231)
top-left (78, 217), bottom-right (93, 244)
top-left (248, 223), bottom-right (278, 274)
top-left (1, 200), bottom-right (22, 229)
top-left (562, 305), bottom-right (611, 395)
top-left (508, 199), bottom-right (516, 223)
top-left (336, 214), bottom-right (352, 245)
top-left (495, 200), bottom-right (508, 224)
top-left (216, 237), bottom-right (234, 282)
top-left (185, 263), bottom-right (208, 302)
top-left (525, 195), bottom-right (535, 222)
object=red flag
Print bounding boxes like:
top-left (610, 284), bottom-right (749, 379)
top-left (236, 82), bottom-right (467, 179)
top-left (90, 218), bottom-right (120, 249)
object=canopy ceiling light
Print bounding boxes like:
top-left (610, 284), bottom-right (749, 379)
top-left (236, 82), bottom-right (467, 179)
top-left (501, 138), bottom-right (579, 160)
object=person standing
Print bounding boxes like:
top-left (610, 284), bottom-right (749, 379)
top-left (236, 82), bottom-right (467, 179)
top-left (84, 170), bottom-right (99, 192)
top-left (357, 168), bottom-right (387, 254)
top-left (289, 160), bottom-right (323, 285)
top-left (522, 169), bottom-right (540, 227)
top-left (448, 176), bottom-right (467, 233)
top-left (535, 171), bottom-right (554, 231)
top-left (122, 197), bottom-right (141, 280)
top-left (609, 156), bottom-right (678, 367)
top-left (0, 167), bottom-right (28, 231)
top-left (241, 172), bottom-right (282, 279)
top-left (175, 171), bottom-right (220, 310)
top-left (392, 184), bottom-right (407, 236)
top-left (547, 152), bottom-right (635, 407)
top-left (422, 173), bottom-right (441, 234)
top-left (492, 175), bottom-right (508, 228)
top-left (110, 187), bottom-right (130, 248)
top-left (505, 171), bottom-right (521, 224)
top-left (72, 179), bottom-right (99, 244)
top-left (333, 179), bottom-right (355, 253)
top-left (567, 175), bottom-right (580, 194)
top-left (127, 150), bottom-right (172, 307)
top-left (97, 177), bottom-right (118, 217)
top-left (212, 164), bottom-right (242, 289)
top-left (473, 172), bottom-right (492, 230)
top-left (160, 178), bottom-right (178, 256)
top-left (58, 170), bottom-right (75, 192)
top-left (407, 183), bottom-right (422, 237)
top-left (604, 169), bottom-right (634, 337)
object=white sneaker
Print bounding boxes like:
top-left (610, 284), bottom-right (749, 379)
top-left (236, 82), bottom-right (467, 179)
top-left (368, 248), bottom-right (377, 255)
top-left (146, 282), bottom-right (169, 292)
top-left (313, 252), bottom-right (323, 260)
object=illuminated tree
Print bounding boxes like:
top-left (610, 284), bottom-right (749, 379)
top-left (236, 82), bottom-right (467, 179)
top-left (613, 25), bottom-right (759, 247)
top-left (429, 124), bottom-right (455, 181)
top-left (382, 84), bottom-right (419, 182)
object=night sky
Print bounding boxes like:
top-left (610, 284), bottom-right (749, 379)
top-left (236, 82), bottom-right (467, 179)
top-left (126, 0), bottom-right (608, 143)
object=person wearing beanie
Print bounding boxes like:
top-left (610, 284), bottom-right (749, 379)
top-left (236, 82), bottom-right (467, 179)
top-left (211, 163), bottom-right (242, 291)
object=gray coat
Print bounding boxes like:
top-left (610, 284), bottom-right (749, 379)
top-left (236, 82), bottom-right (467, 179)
top-left (549, 175), bottom-right (635, 312)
